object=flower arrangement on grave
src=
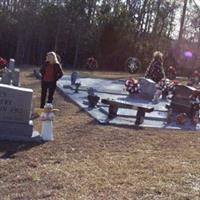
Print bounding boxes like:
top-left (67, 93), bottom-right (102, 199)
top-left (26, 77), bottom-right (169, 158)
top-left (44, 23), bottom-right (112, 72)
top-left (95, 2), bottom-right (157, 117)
top-left (166, 66), bottom-right (176, 80)
top-left (152, 79), bottom-right (178, 103)
top-left (165, 80), bottom-right (179, 98)
top-left (0, 57), bottom-right (7, 69)
top-left (0, 57), bottom-right (8, 76)
top-left (124, 77), bottom-right (139, 95)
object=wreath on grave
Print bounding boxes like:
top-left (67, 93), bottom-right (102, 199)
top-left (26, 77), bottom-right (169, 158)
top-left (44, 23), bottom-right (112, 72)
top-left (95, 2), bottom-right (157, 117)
top-left (126, 57), bottom-right (140, 74)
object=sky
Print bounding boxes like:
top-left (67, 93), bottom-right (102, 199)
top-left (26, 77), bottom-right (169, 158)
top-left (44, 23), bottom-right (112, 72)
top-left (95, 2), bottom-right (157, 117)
top-left (173, 0), bottom-right (200, 39)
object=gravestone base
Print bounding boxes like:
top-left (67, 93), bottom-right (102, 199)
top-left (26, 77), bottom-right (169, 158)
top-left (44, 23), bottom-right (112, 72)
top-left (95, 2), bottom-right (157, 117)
top-left (0, 121), bottom-right (41, 142)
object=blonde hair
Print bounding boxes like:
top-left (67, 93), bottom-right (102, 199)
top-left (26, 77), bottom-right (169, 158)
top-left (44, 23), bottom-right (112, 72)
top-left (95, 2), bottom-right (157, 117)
top-left (46, 51), bottom-right (60, 64)
top-left (153, 51), bottom-right (163, 63)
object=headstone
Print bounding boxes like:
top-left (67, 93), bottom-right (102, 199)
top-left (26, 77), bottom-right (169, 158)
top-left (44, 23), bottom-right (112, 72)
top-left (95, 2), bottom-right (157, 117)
top-left (1, 69), bottom-right (12, 85)
top-left (71, 71), bottom-right (79, 85)
top-left (0, 84), bottom-right (40, 141)
top-left (33, 69), bottom-right (42, 80)
top-left (138, 77), bottom-right (157, 99)
top-left (0, 59), bottom-right (21, 86)
top-left (171, 85), bottom-right (195, 115)
top-left (12, 68), bottom-right (20, 86)
top-left (8, 58), bottom-right (15, 72)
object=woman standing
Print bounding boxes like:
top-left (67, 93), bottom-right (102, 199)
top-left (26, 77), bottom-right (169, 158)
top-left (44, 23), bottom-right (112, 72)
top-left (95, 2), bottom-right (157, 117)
top-left (145, 51), bottom-right (165, 83)
top-left (40, 52), bottom-right (63, 108)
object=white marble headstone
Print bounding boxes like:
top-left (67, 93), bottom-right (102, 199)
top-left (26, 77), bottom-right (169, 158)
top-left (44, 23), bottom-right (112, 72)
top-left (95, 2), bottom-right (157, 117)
top-left (0, 84), bottom-right (32, 123)
top-left (1, 70), bottom-right (12, 85)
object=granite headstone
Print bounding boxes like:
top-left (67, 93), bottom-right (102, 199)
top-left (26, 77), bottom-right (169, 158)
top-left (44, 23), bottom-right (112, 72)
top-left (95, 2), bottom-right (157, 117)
top-left (171, 85), bottom-right (195, 115)
top-left (138, 77), bottom-right (157, 99)
top-left (1, 69), bottom-right (12, 85)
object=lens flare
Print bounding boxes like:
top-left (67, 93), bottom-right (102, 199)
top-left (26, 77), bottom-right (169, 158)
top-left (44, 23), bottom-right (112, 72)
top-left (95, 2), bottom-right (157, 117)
top-left (184, 51), bottom-right (193, 59)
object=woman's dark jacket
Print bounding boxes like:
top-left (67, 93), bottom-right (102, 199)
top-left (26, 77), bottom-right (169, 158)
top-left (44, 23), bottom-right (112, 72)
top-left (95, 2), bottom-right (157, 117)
top-left (145, 60), bottom-right (165, 83)
top-left (40, 62), bottom-right (63, 82)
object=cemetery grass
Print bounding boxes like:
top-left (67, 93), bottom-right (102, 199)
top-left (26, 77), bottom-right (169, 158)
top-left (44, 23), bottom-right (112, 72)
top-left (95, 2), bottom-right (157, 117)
top-left (0, 68), bottom-right (199, 200)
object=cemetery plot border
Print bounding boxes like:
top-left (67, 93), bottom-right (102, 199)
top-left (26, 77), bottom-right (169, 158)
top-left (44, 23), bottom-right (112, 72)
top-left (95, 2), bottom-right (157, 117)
top-left (56, 75), bottom-right (200, 131)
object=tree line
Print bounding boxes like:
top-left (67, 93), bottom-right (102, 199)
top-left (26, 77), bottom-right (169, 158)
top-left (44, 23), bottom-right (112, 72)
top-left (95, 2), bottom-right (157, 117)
top-left (0, 0), bottom-right (200, 73)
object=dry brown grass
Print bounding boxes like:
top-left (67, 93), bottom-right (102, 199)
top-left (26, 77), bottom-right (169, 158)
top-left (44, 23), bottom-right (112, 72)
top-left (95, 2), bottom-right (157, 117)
top-left (0, 68), bottom-right (199, 200)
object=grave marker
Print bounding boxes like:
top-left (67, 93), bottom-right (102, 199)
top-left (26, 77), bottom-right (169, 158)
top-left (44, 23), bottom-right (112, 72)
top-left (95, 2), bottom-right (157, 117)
top-left (0, 84), bottom-right (40, 141)
top-left (138, 78), bottom-right (157, 99)
top-left (71, 71), bottom-right (79, 85)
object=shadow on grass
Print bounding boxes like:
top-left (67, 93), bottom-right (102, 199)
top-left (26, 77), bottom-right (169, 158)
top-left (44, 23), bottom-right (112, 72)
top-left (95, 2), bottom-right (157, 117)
top-left (86, 118), bottom-right (144, 130)
top-left (0, 141), bottom-right (44, 159)
top-left (76, 108), bottom-right (87, 113)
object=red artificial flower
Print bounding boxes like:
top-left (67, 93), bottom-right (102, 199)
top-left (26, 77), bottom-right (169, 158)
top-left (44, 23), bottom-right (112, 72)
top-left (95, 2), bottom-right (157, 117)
top-left (0, 57), bottom-right (7, 66)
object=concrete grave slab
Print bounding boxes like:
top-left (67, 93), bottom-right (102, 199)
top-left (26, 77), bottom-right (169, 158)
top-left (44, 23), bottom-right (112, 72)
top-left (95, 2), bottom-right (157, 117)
top-left (57, 75), bottom-right (200, 130)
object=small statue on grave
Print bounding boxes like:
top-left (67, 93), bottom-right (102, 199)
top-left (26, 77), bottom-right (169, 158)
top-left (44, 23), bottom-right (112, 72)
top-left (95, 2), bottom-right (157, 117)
top-left (40, 103), bottom-right (58, 141)
top-left (71, 71), bottom-right (79, 85)
top-left (74, 82), bottom-right (81, 93)
top-left (124, 77), bottom-right (139, 95)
